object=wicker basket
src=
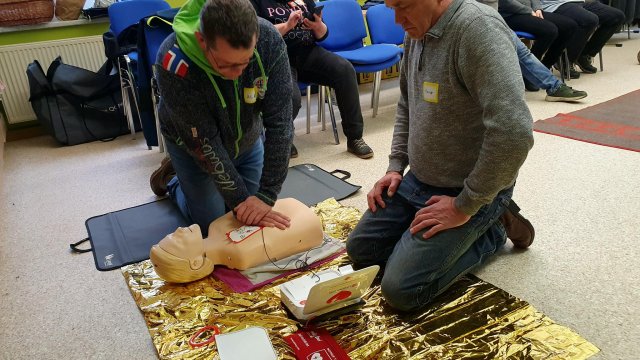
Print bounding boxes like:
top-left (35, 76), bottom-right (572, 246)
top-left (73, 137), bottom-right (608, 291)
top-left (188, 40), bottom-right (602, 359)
top-left (0, 0), bottom-right (54, 27)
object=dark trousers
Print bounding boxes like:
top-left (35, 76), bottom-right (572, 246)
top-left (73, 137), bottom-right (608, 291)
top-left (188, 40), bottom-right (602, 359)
top-left (554, 1), bottom-right (625, 61)
top-left (505, 12), bottom-right (578, 68)
top-left (289, 45), bottom-right (364, 141)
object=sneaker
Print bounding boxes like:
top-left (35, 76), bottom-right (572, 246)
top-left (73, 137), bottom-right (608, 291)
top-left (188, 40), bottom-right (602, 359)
top-left (498, 200), bottom-right (535, 249)
top-left (576, 55), bottom-right (597, 74)
top-left (150, 157), bottom-right (175, 196)
top-left (347, 138), bottom-right (373, 159)
top-left (290, 143), bottom-right (299, 159)
top-left (545, 84), bottom-right (587, 102)
top-left (523, 78), bottom-right (540, 92)
top-left (554, 62), bottom-right (580, 79)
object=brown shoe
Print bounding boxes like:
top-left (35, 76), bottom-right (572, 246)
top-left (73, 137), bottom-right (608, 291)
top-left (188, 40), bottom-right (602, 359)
top-left (150, 157), bottom-right (175, 196)
top-left (499, 200), bottom-right (535, 249)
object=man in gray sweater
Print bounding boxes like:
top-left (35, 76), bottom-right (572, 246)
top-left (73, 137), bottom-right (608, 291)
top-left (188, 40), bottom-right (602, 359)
top-left (346, 0), bottom-right (535, 311)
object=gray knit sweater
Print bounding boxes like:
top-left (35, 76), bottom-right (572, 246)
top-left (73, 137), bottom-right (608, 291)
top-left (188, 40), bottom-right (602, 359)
top-left (388, 0), bottom-right (534, 215)
top-left (156, 19), bottom-right (293, 209)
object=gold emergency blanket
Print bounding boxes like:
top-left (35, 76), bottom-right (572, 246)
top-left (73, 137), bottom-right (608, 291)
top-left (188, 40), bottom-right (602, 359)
top-left (122, 198), bottom-right (599, 359)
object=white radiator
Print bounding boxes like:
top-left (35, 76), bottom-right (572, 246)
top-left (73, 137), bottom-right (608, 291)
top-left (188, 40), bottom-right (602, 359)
top-left (0, 36), bottom-right (106, 124)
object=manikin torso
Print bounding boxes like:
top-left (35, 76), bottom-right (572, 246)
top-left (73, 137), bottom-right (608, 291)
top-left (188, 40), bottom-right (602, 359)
top-left (150, 198), bottom-right (324, 283)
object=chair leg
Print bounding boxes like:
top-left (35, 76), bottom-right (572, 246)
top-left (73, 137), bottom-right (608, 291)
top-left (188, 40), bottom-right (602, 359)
top-left (370, 73), bottom-right (377, 109)
top-left (598, 51), bottom-right (603, 72)
top-left (306, 85), bottom-right (311, 134)
top-left (123, 55), bottom-right (146, 148)
top-left (373, 71), bottom-right (382, 118)
top-left (319, 86), bottom-right (326, 131)
top-left (564, 51), bottom-right (571, 82)
top-left (117, 58), bottom-right (136, 137)
top-left (559, 50), bottom-right (568, 83)
top-left (151, 77), bottom-right (164, 153)
top-left (325, 87), bottom-right (339, 145)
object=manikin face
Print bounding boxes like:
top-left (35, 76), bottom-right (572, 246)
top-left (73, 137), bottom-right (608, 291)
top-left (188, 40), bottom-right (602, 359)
top-left (196, 32), bottom-right (257, 80)
top-left (385, 0), bottom-right (451, 39)
top-left (150, 224), bottom-right (214, 283)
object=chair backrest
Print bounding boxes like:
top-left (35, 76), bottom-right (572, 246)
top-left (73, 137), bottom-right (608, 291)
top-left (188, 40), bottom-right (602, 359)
top-left (108, 0), bottom-right (171, 36)
top-left (319, 0), bottom-right (368, 51)
top-left (365, 4), bottom-right (404, 46)
top-left (143, 13), bottom-right (176, 69)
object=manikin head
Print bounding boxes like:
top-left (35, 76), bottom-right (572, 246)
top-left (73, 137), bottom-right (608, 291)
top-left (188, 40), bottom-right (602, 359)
top-left (150, 224), bottom-right (215, 283)
top-left (195, 0), bottom-right (259, 79)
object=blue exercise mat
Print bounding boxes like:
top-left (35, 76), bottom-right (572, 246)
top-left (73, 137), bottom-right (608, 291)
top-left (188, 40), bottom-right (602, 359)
top-left (71, 164), bottom-right (360, 271)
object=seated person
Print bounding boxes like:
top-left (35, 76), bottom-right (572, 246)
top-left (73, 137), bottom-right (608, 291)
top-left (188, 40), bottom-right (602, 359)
top-left (540, 0), bottom-right (625, 75)
top-left (512, 30), bottom-right (587, 101)
top-left (480, 0), bottom-right (587, 100)
top-left (251, 0), bottom-right (374, 159)
top-left (499, 0), bottom-right (578, 69)
top-left (150, 198), bottom-right (324, 283)
top-left (149, 0), bottom-right (294, 235)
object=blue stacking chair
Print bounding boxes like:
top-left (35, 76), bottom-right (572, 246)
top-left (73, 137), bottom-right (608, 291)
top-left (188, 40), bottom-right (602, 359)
top-left (139, 9), bottom-right (178, 152)
top-left (319, 0), bottom-right (402, 118)
top-left (107, 0), bottom-right (171, 145)
top-left (365, 4), bottom-right (405, 48)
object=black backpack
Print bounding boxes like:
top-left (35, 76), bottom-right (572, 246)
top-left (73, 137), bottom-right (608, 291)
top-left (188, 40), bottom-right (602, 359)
top-left (26, 57), bottom-right (128, 146)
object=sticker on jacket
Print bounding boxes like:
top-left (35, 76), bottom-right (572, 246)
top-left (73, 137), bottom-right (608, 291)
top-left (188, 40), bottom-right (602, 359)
top-left (162, 45), bottom-right (190, 78)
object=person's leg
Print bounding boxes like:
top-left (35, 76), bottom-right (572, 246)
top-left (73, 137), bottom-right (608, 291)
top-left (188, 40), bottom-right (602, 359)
top-left (578, 1), bottom-right (625, 70)
top-left (539, 12), bottom-right (579, 68)
top-left (346, 174), bottom-right (421, 268)
top-left (232, 138), bottom-right (264, 197)
top-left (290, 64), bottom-right (302, 122)
top-left (296, 46), bottom-right (364, 141)
top-left (165, 140), bottom-right (226, 235)
top-left (380, 185), bottom-right (513, 311)
top-left (165, 139), bottom-right (264, 236)
top-left (505, 14), bottom-right (558, 65)
top-left (289, 64), bottom-right (301, 158)
top-left (553, 3), bottom-right (599, 62)
top-left (512, 32), bottom-right (563, 93)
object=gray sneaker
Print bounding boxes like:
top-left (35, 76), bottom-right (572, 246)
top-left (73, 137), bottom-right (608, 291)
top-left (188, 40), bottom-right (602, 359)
top-left (347, 138), bottom-right (373, 159)
top-left (545, 84), bottom-right (587, 102)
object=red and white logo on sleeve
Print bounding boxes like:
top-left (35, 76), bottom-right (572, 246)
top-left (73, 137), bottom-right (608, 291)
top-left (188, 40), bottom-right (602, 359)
top-left (162, 46), bottom-right (189, 78)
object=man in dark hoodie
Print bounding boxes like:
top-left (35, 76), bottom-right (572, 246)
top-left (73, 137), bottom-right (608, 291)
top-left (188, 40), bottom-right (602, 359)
top-left (150, 0), bottom-right (293, 234)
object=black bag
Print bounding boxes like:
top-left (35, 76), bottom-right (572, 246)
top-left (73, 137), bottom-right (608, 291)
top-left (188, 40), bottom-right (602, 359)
top-left (27, 57), bottom-right (128, 146)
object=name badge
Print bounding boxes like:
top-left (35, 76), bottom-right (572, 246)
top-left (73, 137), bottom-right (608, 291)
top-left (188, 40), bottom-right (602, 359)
top-left (423, 82), bottom-right (439, 103)
top-left (244, 86), bottom-right (257, 104)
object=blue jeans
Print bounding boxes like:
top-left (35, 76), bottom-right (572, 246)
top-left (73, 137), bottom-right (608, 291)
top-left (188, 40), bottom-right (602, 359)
top-left (512, 32), bottom-right (562, 94)
top-left (165, 139), bottom-right (264, 236)
top-left (346, 172), bottom-right (512, 311)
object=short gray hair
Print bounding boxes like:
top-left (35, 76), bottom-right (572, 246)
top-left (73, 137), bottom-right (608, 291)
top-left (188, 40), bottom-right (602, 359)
top-left (200, 0), bottom-right (259, 49)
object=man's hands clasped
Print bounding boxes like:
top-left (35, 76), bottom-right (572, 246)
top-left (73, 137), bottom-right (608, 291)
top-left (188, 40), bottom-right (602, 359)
top-left (234, 196), bottom-right (290, 230)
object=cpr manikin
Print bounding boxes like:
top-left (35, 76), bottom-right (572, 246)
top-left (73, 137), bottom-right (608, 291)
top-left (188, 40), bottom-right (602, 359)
top-left (150, 198), bottom-right (324, 283)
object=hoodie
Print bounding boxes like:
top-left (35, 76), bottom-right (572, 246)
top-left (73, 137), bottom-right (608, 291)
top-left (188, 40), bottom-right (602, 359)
top-left (155, 0), bottom-right (293, 209)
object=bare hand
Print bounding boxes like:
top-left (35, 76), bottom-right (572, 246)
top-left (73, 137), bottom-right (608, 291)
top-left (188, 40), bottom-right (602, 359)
top-left (287, 10), bottom-right (303, 31)
top-left (258, 210), bottom-right (291, 230)
top-left (409, 195), bottom-right (471, 239)
top-left (367, 172), bottom-right (403, 212)
top-left (302, 14), bottom-right (327, 39)
top-left (234, 196), bottom-right (270, 225)
top-left (533, 10), bottom-right (543, 18)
